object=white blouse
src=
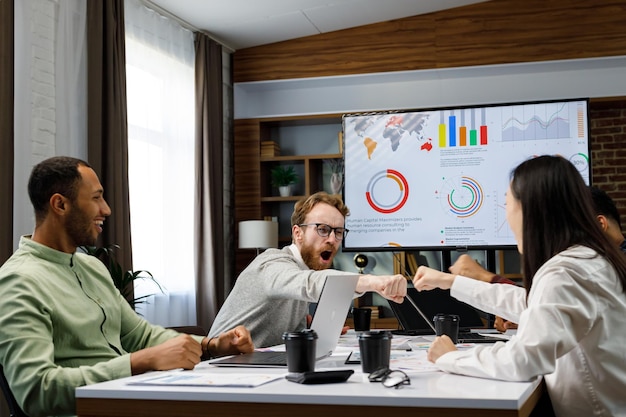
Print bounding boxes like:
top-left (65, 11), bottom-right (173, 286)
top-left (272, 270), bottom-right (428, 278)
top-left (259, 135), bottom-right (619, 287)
top-left (437, 245), bottom-right (626, 417)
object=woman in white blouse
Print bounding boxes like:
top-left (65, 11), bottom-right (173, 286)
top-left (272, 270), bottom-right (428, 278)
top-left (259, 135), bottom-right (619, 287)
top-left (414, 155), bottom-right (626, 417)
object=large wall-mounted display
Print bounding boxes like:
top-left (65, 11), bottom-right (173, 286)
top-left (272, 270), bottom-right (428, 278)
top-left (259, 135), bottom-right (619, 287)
top-left (343, 98), bottom-right (590, 251)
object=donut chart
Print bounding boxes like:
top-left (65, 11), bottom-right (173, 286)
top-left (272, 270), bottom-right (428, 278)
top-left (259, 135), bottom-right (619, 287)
top-left (365, 169), bottom-right (409, 214)
top-left (442, 176), bottom-right (484, 218)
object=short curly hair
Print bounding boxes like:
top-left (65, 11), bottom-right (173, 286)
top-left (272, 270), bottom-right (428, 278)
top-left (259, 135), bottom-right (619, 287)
top-left (290, 191), bottom-right (350, 227)
top-left (28, 156), bottom-right (91, 223)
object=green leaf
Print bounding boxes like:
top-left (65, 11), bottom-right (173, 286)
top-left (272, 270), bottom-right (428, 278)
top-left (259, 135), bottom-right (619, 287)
top-left (270, 165), bottom-right (298, 187)
top-left (79, 244), bottom-right (164, 311)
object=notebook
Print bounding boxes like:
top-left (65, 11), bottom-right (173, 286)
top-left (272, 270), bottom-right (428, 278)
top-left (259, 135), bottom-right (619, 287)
top-left (389, 286), bottom-right (505, 344)
top-left (210, 274), bottom-right (359, 367)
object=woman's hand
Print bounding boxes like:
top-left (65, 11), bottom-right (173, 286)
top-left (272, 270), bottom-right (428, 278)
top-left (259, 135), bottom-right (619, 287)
top-left (413, 266), bottom-right (455, 291)
top-left (427, 335), bottom-right (457, 363)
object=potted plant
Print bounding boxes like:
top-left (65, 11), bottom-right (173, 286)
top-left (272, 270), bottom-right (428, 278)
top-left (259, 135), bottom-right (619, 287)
top-left (270, 165), bottom-right (298, 196)
top-left (80, 244), bottom-right (164, 311)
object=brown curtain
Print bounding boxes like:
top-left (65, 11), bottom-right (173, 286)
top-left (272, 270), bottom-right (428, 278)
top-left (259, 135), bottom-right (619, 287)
top-left (194, 33), bottom-right (224, 329)
top-left (0, 0), bottom-right (14, 265)
top-left (86, 0), bottom-right (133, 275)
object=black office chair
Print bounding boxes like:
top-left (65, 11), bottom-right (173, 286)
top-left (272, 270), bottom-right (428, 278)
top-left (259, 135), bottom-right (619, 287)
top-left (0, 365), bottom-right (28, 417)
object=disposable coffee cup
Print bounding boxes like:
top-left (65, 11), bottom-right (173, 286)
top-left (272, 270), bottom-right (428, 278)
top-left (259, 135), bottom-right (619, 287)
top-left (433, 313), bottom-right (460, 344)
top-left (282, 329), bottom-right (318, 373)
top-left (357, 330), bottom-right (392, 373)
top-left (352, 307), bottom-right (372, 331)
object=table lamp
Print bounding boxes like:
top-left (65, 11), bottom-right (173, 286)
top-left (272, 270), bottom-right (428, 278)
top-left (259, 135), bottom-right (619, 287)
top-left (238, 220), bottom-right (279, 255)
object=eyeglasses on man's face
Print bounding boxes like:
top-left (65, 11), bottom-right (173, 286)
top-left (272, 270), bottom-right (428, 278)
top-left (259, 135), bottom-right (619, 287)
top-left (298, 223), bottom-right (349, 240)
top-left (368, 367), bottom-right (411, 389)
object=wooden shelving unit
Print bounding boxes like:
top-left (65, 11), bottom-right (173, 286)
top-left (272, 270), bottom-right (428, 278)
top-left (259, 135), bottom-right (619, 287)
top-left (234, 114), bottom-right (343, 273)
top-left (260, 153), bottom-right (343, 199)
top-left (234, 115), bottom-right (399, 329)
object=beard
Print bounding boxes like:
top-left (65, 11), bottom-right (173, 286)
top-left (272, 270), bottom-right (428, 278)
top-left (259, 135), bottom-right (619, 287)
top-left (300, 241), bottom-right (336, 271)
top-left (65, 204), bottom-right (98, 248)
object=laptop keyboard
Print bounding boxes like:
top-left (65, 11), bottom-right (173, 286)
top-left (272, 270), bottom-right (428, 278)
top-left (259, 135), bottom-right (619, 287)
top-left (253, 351), bottom-right (287, 363)
top-left (209, 350), bottom-right (288, 367)
top-left (391, 329), bottom-right (503, 344)
top-left (458, 332), bottom-right (503, 344)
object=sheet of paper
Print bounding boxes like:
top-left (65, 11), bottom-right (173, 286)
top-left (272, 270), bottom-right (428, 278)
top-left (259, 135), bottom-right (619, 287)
top-left (128, 371), bottom-right (284, 388)
top-left (346, 349), bottom-right (438, 373)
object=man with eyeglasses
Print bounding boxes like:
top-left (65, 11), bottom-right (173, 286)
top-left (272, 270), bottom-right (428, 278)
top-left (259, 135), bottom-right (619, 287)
top-left (209, 191), bottom-right (407, 348)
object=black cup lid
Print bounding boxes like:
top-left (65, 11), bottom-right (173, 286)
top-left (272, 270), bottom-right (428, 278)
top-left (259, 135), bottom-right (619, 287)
top-left (282, 329), bottom-right (318, 340)
top-left (357, 330), bottom-right (392, 340)
top-left (433, 313), bottom-right (460, 321)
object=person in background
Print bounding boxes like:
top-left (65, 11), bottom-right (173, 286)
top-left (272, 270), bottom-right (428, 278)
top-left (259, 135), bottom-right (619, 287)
top-left (450, 185), bottom-right (626, 332)
top-left (414, 155), bottom-right (626, 417)
top-left (590, 185), bottom-right (626, 251)
top-left (0, 156), bottom-right (254, 417)
top-left (209, 191), bottom-right (407, 348)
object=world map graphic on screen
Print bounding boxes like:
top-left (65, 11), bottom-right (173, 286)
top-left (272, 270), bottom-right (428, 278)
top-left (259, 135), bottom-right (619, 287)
top-left (342, 99), bottom-right (590, 251)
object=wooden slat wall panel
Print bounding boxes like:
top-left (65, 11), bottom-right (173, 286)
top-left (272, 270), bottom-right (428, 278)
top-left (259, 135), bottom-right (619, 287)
top-left (234, 15), bottom-right (437, 82)
top-left (435, 0), bottom-right (626, 67)
top-left (234, 0), bottom-right (626, 83)
top-left (234, 119), bottom-right (262, 274)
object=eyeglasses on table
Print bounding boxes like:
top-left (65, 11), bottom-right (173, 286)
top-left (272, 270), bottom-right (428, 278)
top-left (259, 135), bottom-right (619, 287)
top-left (368, 367), bottom-right (411, 389)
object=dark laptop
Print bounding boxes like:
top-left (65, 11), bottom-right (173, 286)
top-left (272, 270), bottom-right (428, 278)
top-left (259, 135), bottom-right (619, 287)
top-left (389, 286), bottom-right (505, 344)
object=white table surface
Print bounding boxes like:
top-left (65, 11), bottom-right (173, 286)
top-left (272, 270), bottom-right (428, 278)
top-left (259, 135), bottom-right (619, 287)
top-left (76, 332), bottom-right (540, 412)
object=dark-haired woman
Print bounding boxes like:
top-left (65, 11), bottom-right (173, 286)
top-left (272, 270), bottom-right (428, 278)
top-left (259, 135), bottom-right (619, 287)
top-left (414, 155), bottom-right (626, 417)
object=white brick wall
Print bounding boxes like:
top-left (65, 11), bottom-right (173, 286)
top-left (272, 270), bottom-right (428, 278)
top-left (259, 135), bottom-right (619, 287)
top-left (12, 0), bottom-right (59, 248)
top-left (30, 0), bottom-right (57, 160)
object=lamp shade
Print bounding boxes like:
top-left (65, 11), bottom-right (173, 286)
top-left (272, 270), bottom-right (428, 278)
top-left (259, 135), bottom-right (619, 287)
top-left (238, 220), bottom-right (279, 250)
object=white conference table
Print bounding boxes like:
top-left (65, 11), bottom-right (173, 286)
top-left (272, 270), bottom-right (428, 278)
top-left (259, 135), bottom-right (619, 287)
top-left (76, 334), bottom-right (544, 417)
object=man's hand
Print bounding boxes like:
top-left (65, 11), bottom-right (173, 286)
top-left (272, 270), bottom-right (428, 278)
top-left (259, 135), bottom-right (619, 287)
top-left (427, 335), bottom-right (457, 363)
top-left (494, 316), bottom-right (518, 333)
top-left (211, 325), bottom-right (254, 356)
top-left (413, 266), bottom-right (455, 291)
top-left (130, 334), bottom-right (202, 375)
top-left (449, 254), bottom-right (495, 282)
top-left (357, 274), bottom-right (407, 303)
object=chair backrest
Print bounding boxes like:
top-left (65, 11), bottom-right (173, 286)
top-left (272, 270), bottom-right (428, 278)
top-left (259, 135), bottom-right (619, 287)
top-left (0, 365), bottom-right (28, 417)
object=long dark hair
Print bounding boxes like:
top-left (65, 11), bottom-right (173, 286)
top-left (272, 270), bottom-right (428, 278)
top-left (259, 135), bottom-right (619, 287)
top-left (510, 155), bottom-right (626, 294)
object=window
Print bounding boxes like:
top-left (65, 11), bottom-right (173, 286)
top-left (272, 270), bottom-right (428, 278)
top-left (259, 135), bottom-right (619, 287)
top-left (125, 0), bottom-right (195, 325)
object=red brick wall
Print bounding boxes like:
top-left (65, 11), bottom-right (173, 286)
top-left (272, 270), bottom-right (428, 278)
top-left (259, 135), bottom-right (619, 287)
top-left (590, 98), bottom-right (626, 233)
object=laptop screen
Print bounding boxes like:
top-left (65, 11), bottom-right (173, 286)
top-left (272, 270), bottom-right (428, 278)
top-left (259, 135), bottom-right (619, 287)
top-left (389, 286), bottom-right (486, 333)
top-left (210, 274), bottom-right (359, 367)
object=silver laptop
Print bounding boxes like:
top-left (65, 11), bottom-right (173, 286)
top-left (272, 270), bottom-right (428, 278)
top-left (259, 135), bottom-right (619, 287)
top-left (210, 274), bottom-right (359, 367)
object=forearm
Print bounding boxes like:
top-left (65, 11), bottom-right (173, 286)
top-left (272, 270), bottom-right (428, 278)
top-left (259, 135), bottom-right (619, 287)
top-left (9, 352), bottom-right (130, 416)
top-left (201, 336), bottom-right (217, 359)
top-left (355, 274), bottom-right (375, 293)
top-left (129, 348), bottom-right (156, 375)
top-left (256, 252), bottom-right (335, 301)
top-left (355, 274), bottom-right (403, 292)
top-left (451, 275), bottom-right (526, 320)
top-left (477, 269), bottom-right (497, 282)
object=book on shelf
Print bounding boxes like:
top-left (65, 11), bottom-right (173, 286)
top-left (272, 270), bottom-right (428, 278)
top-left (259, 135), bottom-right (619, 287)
top-left (261, 141), bottom-right (280, 157)
top-left (406, 253), bottom-right (419, 276)
top-left (337, 131), bottom-right (343, 154)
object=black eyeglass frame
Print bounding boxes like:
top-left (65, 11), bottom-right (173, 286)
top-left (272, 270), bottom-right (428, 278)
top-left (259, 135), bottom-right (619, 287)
top-left (298, 223), bottom-right (349, 240)
top-left (368, 367), bottom-right (411, 389)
